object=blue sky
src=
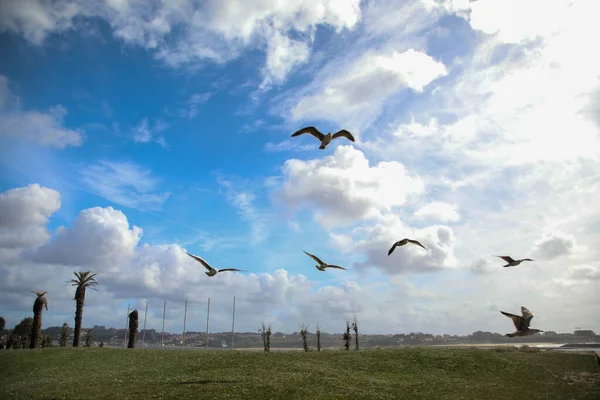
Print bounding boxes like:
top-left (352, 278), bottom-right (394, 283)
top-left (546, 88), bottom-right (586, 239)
top-left (1, 0), bottom-right (599, 337)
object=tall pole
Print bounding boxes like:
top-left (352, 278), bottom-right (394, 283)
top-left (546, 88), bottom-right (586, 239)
top-left (205, 297), bottom-right (211, 350)
top-left (123, 303), bottom-right (130, 347)
top-left (142, 302), bottom-right (149, 347)
top-left (231, 296), bottom-right (236, 350)
top-left (182, 298), bottom-right (188, 347)
top-left (160, 300), bottom-right (167, 347)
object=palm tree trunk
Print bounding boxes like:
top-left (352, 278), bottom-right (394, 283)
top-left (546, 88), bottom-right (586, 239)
top-left (128, 310), bottom-right (138, 348)
top-left (73, 287), bottom-right (86, 347)
top-left (30, 300), bottom-right (44, 349)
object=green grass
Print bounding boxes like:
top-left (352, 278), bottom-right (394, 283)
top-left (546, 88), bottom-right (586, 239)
top-left (1, 347), bottom-right (599, 399)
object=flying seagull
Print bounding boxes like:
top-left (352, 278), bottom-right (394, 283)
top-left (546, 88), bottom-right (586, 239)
top-left (388, 238), bottom-right (427, 256)
top-left (185, 252), bottom-right (244, 277)
top-left (302, 251), bottom-right (347, 272)
top-left (500, 306), bottom-right (544, 337)
top-left (290, 126), bottom-right (355, 149)
top-left (495, 255), bottom-right (534, 268)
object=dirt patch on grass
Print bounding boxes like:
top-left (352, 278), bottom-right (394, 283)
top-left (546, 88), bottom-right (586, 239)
top-left (562, 371), bottom-right (600, 386)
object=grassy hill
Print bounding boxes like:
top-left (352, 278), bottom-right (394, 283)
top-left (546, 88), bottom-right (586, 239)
top-left (1, 347), bottom-right (599, 399)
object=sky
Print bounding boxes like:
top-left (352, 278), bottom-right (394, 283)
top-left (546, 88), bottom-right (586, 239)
top-left (0, 0), bottom-right (599, 337)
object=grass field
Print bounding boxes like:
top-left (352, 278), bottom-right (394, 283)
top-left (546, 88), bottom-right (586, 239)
top-left (1, 347), bottom-right (599, 399)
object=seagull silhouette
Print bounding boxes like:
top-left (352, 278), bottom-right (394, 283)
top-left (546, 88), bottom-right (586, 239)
top-left (500, 306), bottom-right (544, 337)
top-left (388, 238), bottom-right (427, 256)
top-left (302, 251), bottom-right (347, 271)
top-left (185, 252), bottom-right (244, 277)
top-left (495, 255), bottom-right (534, 268)
top-left (291, 126), bottom-right (355, 149)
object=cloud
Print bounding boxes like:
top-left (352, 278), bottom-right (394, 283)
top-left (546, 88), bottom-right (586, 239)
top-left (263, 139), bottom-right (314, 153)
top-left (0, 0), bottom-right (82, 45)
top-left (0, 0), bottom-right (361, 88)
top-left (132, 117), bottom-right (168, 147)
top-left (467, 0), bottom-right (572, 44)
top-left (216, 176), bottom-right (272, 244)
top-left (276, 145), bottom-right (425, 228)
top-left (0, 184), bottom-right (61, 260)
top-left (286, 48), bottom-right (447, 132)
top-left (332, 214), bottom-right (459, 275)
top-left (413, 201), bottom-right (461, 223)
top-left (531, 230), bottom-right (578, 261)
top-left (0, 75), bottom-right (83, 148)
top-left (179, 93), bottom-right (212, 119)
top-left (1, 184), bottom-right (599, 335)
top-left (28, 206), bottom-right (142, 270)
top-left (556, 263), bottom-right (600, 285)
top-left (79, 160), bottom-right (172, 211)
top-left (469, 256), bottom-right (496, 275)
top-left (259, 29), bottom-right (311, 90)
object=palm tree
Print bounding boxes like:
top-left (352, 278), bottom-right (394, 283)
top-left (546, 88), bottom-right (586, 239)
top-left (60, 323), bottom-right (69, 347)
top-left (30, 291), bottom-right (48, 349)
top-left (70, 271), bottom-right (98, 347)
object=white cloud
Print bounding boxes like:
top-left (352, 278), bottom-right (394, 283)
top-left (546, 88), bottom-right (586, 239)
top-left (468, 0), bottom-right (572, 44)
top-left (531, 230), bottom-right (579, 261)
top-left (0, 0), bottom-right (82, 45)
top-left (259, 29), bottom-right (311, 90)
top-left (0, 184), bottom-right (61, 260)
top-left (131, 117), bottom-right (168, 147)
top-left (1, 184), bottom-right (599, 335)
top-left (80, 160), bottom-right (172, 211)
top-left (217, 176), bottom-right (272, 244)
top-left (182, 92), bottom-right (212, 119)
top-left (0, 75), bottom-right (83, 148)
top-left (287, 48), bottom-right (447, 132)
top-left (28, 206), bottom-right (142, 270)
top-left (332, 214), bottom-right (459, 274)
top-left (276, 145), bottom-right (425, 228)
top-left (264, 139), bottom-right (314, 153)
top-left (556, 263), bottom-right (600, 286)
top-left (413, 201), bottom-right (460, 223)
top-left (0, 0), bottom-right (361, 87)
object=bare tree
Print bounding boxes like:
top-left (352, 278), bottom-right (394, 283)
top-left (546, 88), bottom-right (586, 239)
top-left (351, 316), bottom-right (359, 351)
top-left (343, 321), bottom-right (351, 351)
top-left (85, 328), bottom-right (93, 347)
top-left (60, 323), bottom-right (69, 347)
top-left (128, 310), bottom-right (138, 348)
top-left (259, 322), bottom-right (272, 352)
top-left (316, 322), bottom-right (321, 352)
top-left (300, 323), bottom-right (309, 352)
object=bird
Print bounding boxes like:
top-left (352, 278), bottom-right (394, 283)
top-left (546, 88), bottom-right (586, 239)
top-left (185, 252), bottom-right (244, 277)
top-left (387, 238), bottom-right (427, 256)
top-left (500, 306), bottom-right (544, 337)
top-left (290, 126), bottom-right (355, 149)
top-left (495, 255), bottom-right (534, 268)
top-left (302, 251), bottom-right (347, 272)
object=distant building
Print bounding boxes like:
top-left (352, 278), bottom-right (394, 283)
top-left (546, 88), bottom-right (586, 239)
top-left (574, 330), bottom-right (596, 337)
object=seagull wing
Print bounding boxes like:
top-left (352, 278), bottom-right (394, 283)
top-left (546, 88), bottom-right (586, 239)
top-left (291, 126), bottom-right (325, 141)
top-left (496, 256), bottom-right (516, 263)
top-left (407, 239), bottom-right (427, 250)
top-left (521, 307), bottom-right (534, 327)
top-left (186, 252), bottom-right (215, 272)
top-left (387, 242), bottom-right (399, 256)
top-left (303, 250), bottom-right (325, 266)
top-left (501, 311), bottom-right (524, 331)
top-left (326, 265), bottom-right (347, 270)
top-left (218, 268), bottom-right (244, 273)
top-left (332, 129), bottom-right (355, 142)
